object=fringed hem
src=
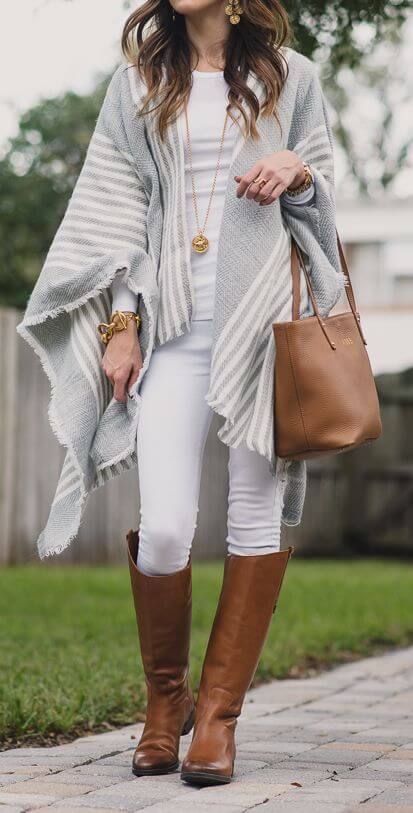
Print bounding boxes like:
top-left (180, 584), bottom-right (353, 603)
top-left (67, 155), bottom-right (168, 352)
top-left (15, 268), bottom-right (158, 559)
top-left (15, 320), bottom-right (87, 561)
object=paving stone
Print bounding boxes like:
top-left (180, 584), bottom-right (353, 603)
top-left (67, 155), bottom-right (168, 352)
top-left (0, 768), bottom-right (52, 779)
top-left (276, 777), bottom-right (404, 804)
top-left (0, 775), bottom-right (37, 786)
top-left (135, 802), bottom-right (244, 813)
top-left (3, 779), bottom-right (95, 797)
top-left (53, 778), bottom-right (184, 809)
top-left (67, 766), bottom-right (135, 780)
top-left (355, 806), bottom-right (413, 812)
top-left (0, 759), bottom-right (57, 776)
top-left (387, 751), bottom-right (413, 761)
top-left (54, 798), bottom-right (152, 811)
top-left (349, 764), bottom-right (413, 784)
top-left (167, 783), bottom-right (293, 806)
top-left (0, 753), bottom-right (90, 764)
top-left (241, 702), bottom-right (291, 717)
top-left (257, 801), bottom-right (348, 812)
top-left (231, 763), bottom-right (338, 786)
top-left (288, 746), bottom-right (380, 767)
top-left (237, 741), bottom-right (317, 756)
top-left (361, 759), bottom-right (413, 775)
top-left (222, 752), bottom-right (290, 768)
top-left (0, 749), bottom-right (56, 759)
top-left (33, 772), bottom-right (122, 789)
top-left (306, 719), bottom-right (377, 734)
top-left (235, 739), bottom-right (291, 756)
top-left (364, 786), bottom-right (413, 805)
top-left (323, 742), bottom-right (397, 754)
top-left (228, 758), bottom-right (270, 775)
top-left (352, 708), bottom-right (409, 721)
top-left (351, 728), bottom-right (413, 745)
top-left (251, 711), bottom-right (328, 726)
top-left (0, 747), bottom-right (123, 761)
top-left (268, 729), bottom-right (335, 744)
top-left (0, 806), bottom-right (27, 813)
top-left (0, 791), bottom-right (57, 807)
top-left (35, 808), bottom-right (124, 813)
top-left (89, 754), bottom-right (133, 768)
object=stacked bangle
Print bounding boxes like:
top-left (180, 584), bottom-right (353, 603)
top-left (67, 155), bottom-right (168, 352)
top-left (285, 162), bottom-right (314, 197)
top-left (97, 310), bottom-right (141, 345)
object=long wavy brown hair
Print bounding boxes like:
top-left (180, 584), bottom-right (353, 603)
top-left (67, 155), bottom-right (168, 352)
top-left (122, 0), bottom-right (292, 141)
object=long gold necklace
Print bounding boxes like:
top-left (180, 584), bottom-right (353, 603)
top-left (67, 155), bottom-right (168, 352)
top-left (184, 101), bottom-right (230, 254)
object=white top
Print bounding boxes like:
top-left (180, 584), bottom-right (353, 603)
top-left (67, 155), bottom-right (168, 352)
top-left (110, 70), bottom-right (314, 318)
top-left (179, 68), bottom-right (238, 319)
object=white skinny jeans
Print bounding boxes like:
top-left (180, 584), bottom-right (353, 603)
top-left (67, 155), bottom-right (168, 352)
top-left (136, 319), bottom-right (287, 576)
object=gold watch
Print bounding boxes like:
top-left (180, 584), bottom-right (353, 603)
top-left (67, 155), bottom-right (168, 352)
top-left (285, 163), bottom-right (314, 197)
top-left (97, 310), bottom-right (141, 345)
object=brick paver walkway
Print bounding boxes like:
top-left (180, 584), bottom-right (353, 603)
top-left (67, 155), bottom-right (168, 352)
top-left (1, 647), bottom-right (413, 813)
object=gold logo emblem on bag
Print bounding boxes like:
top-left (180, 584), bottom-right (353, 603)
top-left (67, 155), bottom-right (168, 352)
top-left (342, 337), bottom-right (353, 346)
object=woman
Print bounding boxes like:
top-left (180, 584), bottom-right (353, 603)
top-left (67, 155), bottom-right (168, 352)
top-left (17, 0), bottom-right (345, 787)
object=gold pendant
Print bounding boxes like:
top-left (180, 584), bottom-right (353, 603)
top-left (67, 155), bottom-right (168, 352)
top-left (192, 233), bottom-right (209, 253)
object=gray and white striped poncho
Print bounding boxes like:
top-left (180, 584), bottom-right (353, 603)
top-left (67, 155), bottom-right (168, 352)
top-left (17, 47), bottom-right (345, 559)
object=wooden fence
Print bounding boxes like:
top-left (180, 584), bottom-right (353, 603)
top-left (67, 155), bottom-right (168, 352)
top-left (1, 306), bottom-right (412, 564)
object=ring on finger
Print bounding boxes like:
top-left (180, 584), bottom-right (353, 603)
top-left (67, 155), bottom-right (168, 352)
top-left (246, 179), bottom-right (257, 193)
top-left (253, 175), bottom-right (269, 189)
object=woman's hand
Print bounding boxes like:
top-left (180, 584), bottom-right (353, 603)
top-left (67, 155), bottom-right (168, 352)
top-left (234, 150), bottom-right (306, 206)
top-left (101, 320), bottom-right (143, 403)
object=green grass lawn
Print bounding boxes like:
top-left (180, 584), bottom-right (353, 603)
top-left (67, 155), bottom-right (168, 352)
top-left (1, 558), bottom-right (412, 748)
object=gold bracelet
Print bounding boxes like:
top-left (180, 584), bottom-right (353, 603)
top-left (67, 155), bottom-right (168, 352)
top-left (285, 163), bottom-right (314, 197)
top-left (97, 310), bottom-right (141, 345)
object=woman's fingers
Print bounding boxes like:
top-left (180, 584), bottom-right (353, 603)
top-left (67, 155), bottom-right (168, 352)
top-left (234, 167), bottom-right (284, 204)
top-left (113, 369), bottom-right (130, 403)
top-left (102, 361), bottom-right (140, 402)
top-left (259, 183), bottom-right (285, 206)
top-left (127, 364), bottom-right (142, 397)
top-left (234, 164), bottom-right (264, 198)
top-left (252, 177), bottom-right (278, 203)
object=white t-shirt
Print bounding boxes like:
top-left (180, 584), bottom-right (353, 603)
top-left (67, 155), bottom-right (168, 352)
top-left (178, 68), bottom-right (239, 320)
top-left (110, 69), bottom-right (314, 318)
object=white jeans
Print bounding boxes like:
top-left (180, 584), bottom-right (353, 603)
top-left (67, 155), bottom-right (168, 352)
top-left (136, 319), bottom-right (286, 575)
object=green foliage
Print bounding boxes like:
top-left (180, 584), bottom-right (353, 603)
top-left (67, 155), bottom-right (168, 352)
top-left (121, 0), bottom-right (412, 69)
top-left (0, 79), bottom-right (108, 308)
top-left (1, 559), bottom-right (413, 746)
top-left (284, 0), bottom-right (412, 72)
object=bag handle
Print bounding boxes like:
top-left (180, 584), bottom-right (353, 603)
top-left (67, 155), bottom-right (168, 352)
top-left (291, 231), bottom-right (367, 348)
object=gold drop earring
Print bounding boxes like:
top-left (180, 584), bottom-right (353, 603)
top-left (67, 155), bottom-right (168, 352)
top-left (225, 0), bottom-right (243, 24)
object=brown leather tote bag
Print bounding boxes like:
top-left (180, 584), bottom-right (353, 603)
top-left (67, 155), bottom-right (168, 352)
top-left (272, 233), bottom-right (382, 461)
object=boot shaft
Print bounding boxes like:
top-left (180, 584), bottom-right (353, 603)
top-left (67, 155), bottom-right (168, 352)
top-left (197, 547), bottom-right (294, 712)
top-left (126, 530), bottom-right (192, 680)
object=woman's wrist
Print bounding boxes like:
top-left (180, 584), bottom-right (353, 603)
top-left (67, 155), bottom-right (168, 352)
top-left (286, 162), bottom-right (314, 196)
top-left (97, 310), bottom-right (141, 345)
top-left (288, 160), bottom-right (306, 190)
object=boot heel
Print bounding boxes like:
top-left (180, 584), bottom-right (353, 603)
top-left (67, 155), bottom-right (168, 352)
top-left (181, 706), bottom-right (195, 735)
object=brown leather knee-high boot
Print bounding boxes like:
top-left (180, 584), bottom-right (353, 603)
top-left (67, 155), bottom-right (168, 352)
top-left (181, 546), bottom-right (294, 786)
top-left (126, 530), bottom-right (195, 776)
